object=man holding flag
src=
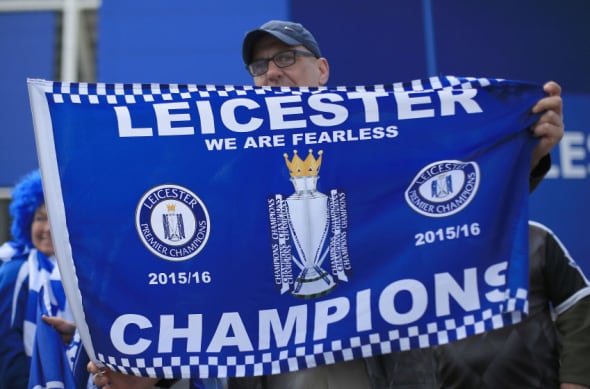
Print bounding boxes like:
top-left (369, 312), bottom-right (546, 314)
top-left (86, 20), bottom-right (566, 389)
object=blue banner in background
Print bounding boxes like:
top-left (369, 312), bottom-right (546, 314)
top-left (29, 76), bottom-right (541, 379)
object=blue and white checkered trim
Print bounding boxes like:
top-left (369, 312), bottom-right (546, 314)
top-left (96, 288), bottom-right (527, 379)
top-left (48, 76), bottom-right (505, 106)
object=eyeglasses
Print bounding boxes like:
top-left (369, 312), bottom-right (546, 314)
top-left (247, 49), bottom-right (316, 77)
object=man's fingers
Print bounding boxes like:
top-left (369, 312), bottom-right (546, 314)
top-left (532, 95), bottom-right (563, 115)
top-left (543, 80), bottom-right (561, 96)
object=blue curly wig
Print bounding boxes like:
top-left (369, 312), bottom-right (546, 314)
top-left (9, 169), bottom-right (45, 248)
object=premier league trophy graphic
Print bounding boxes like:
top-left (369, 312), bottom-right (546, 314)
top-left (162, 204), bottom-right (186, 241)
top-left (283, 149), bottom-right (336, 298)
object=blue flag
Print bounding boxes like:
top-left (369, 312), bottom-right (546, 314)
top-left (28, 76), bottom-right (542, 379)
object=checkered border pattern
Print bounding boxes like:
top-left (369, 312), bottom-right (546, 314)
top-left (95, 288), bottom-right (527, 379)
top-left (48, 76), bottom-right (503, 105)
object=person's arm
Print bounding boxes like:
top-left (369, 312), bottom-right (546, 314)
top-left (529, 153), bottom-right (551, 192)
top-left (0, 259), bottom-right (30, 389)
top-left (540, 225), bottom-right (590, 387)
top-left (556, 296), bottom-right (590, 388)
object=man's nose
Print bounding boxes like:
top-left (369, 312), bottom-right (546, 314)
top-left (265, 60), bottom-right (282, 78)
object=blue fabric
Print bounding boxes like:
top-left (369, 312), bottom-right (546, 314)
top-left (0, 246), bottom-right (31, 388)
top-left (68, 339), bottom-right (92, 389)
top-left (0, 246), bottom-right (88, 388)
top-left (28, 286), bottom-right (77, 389)
top-left (29, 76), bottom-right (544, 379)
top-left (27, 251), bottom-right (89, 389)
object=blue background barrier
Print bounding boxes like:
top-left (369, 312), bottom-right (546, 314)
top-left (1, 0), bottom-right (588, 268)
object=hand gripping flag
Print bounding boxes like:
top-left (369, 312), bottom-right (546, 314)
top-left (28, 76), bottom-right (543, 379)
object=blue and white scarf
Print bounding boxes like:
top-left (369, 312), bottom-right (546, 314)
top-left (25, 249), bottom-right (91, 388)
top-left (22, 250), bottom-right (68, 357)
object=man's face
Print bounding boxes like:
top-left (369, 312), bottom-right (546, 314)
top-left (250, 35), bottom-right (329, 87)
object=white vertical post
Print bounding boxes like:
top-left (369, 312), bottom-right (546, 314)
top-left (61, 0), bottom-right (80, 81)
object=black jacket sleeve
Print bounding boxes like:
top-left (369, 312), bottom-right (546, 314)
top-left (529, 153), bottom-right (551, 193)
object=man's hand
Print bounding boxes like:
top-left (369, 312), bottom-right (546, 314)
top-left (561, 383), bottom-right (589, 389)
top-left (42, 315), bottom-right (76, 344)
top-left (87, 361), bottom-right (159, 389)
top-left (530, 81), bottom-right (564, 171)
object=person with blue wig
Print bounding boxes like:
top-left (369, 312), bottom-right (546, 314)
top-left (0, 170), bottom-right (88, 388)
top-left (0, 169), bottom-right (44, 262)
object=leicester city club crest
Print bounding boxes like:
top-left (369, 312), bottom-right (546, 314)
top-left (267, 149), bottom-right (352, 299)
top-left (136, 184), bottom-right (210, 261)
top-left (405, 160), bottom-right (480, 217)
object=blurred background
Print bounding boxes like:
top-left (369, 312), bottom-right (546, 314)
top-left (1, 0), bottom-right (588, 268)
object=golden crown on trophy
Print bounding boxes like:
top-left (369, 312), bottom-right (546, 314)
top-left (283, 149), bottom-right (323, 177)
top-left (166, 203), bottom-right (176, 212)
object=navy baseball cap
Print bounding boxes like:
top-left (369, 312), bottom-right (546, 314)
top-left (242, 20), bottom-right (322, 64)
